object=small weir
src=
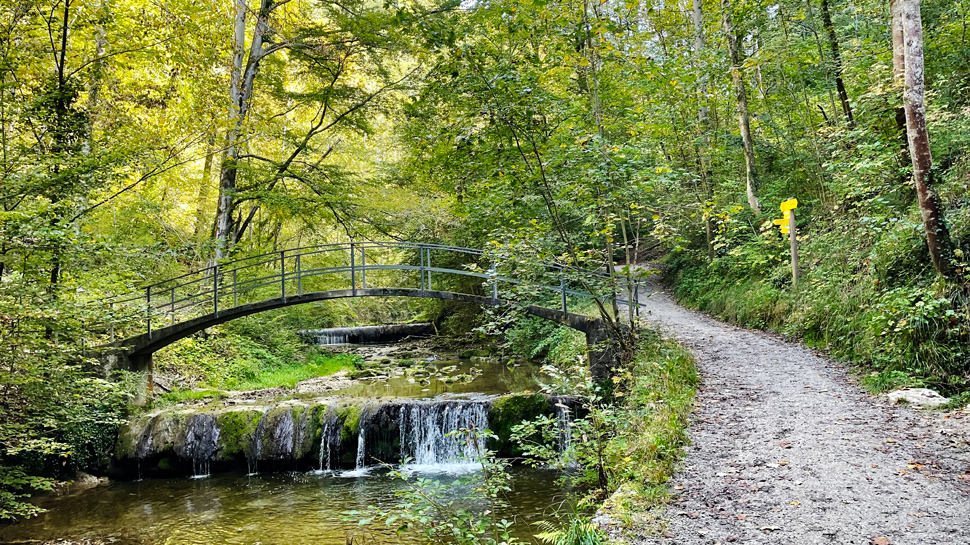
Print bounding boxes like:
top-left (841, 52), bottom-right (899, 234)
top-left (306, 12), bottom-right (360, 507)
top-left (300, 323), bottom-right (436, 345)
top-left (118, 393), bottom-right (574, 477)
top-left (399, 400), bottom-right (490, 469)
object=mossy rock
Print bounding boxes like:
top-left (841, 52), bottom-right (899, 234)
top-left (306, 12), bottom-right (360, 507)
top-left (299, 404), bottom-right (329, 461)
top-left (338, 404), bottom-right (361, 444)
top-left (291, 405), bottom-right (318, 461)
top-left (215, 409), bottom-right (264, 462)
top-left (488, 394), bottom-right (553, 458)
top-left (115, 414), bottom-right (154, 459)
top-left (398, 359), bottom-right (416, 367)
top-left (134, 412), bottom-right (189, 460)
top-left (258, 406), bottom-right (300, 460)
top-left (348, 368), bottom-right (381, 379)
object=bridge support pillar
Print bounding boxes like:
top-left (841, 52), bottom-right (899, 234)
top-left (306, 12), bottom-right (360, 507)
top-left (92, 350), bottom-right (153, 405)
top-left (586, 319), bottom-right (620, 381)
top-left (128, 353), bottom-right (154, 406)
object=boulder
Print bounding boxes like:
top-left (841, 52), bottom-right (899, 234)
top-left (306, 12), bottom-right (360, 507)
top-left (886, 388), bottom-right (949, 408)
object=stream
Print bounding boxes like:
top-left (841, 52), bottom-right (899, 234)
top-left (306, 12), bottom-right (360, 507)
top-left (1, 336), bottom-right (579, 544)
top-left (0, 467), bottom-right (570, 544)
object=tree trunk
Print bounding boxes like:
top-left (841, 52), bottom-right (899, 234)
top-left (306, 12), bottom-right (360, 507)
top-left (721, 0), bottom-right (761, 214)
top-left (194, 131), bottom-right (216, 238)
top-left (212, 0), bottom-right (249, 261)
top-left (213, 0), bottom-right (277, 260)
top-left (821, 0), bottom-right (854, 126)
top-left (83, 0), bottom-right (109, 155)
top-left (894, 0), bottom-right (953, 276)
top-left (693, 0), bottom-right (715, 259)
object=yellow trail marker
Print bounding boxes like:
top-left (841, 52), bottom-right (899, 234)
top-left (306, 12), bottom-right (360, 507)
top-left (780, 198), bottom-right (798, 212)
top-left (775, 198), bottom-right (799, 286)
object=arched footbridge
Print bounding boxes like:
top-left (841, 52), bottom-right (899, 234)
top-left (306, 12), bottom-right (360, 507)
top-left (99, 242), bottom-right (644, 380)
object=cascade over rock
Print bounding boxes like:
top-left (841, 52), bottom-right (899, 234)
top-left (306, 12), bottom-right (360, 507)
top-left (114, 393), bottom-right (574, 478)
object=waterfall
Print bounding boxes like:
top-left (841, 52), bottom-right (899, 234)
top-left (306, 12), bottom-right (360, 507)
top-left (246, 410), bottom-right (270, 476)
top-left (554, 402), bottom-right (573, 456)
top-left (399, 401), bottom-right (489, 470)
top-left (300, 323), bottom-right (434, 345)
top-left (318, 333), bottom-right (349, 345)
top-left (318, 408), bottom-right (339, 472)
top-left (345, 405), bottom-right (376, 475)
top-left (176, 414), bottom-right (220, 478)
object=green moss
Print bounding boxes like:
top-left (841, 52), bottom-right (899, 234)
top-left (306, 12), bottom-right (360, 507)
top-left (489, 393), bottom-right (553, 457)
top-left (157, 458), bottom-right (172, 470)
top-left (113, 414), bottom-right (152, 459)
top-left (215, 410), bottom-right (264, 461)
top-left (338, 405), bottom-right (361, 443)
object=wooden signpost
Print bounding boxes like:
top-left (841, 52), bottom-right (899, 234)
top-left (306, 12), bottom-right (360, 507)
top-left (773, 198), bottom-right (799, 286)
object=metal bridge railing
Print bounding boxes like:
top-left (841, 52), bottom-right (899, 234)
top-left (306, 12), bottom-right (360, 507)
top-left (97, 241), bottom-right (643, 340)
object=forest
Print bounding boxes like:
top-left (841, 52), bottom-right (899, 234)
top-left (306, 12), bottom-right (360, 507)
top-left (1, 0), bottom-right (969, 530)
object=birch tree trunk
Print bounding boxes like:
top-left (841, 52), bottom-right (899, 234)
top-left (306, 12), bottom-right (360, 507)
top-left (894, 0), bottom-right (953, 276)
top-left (213, 0), bottom-right (280, 260)
top-left (83, 0), bottom-right (109, 155)
top-left (721, 0), bottom-right (761, 214)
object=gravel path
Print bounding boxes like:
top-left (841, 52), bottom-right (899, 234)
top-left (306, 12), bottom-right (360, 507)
top-left (632, 289), bottom-right (970, 545)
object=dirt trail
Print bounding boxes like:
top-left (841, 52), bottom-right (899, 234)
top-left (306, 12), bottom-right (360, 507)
top-left (632, 288), bottom-right (970, 545)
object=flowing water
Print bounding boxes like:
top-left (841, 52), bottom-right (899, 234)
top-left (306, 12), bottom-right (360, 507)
top-left (0, 467), bottom-right (572, 544)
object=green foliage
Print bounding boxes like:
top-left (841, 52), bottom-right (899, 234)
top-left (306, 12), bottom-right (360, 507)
top-left (346, 428), bottom-right (519, 545)
top-left (535, 517), bottom-right (606, 545)
top-left (0, 467), bottom-right (55, 521)
top-left (513, 331), bottom-right (698, 513)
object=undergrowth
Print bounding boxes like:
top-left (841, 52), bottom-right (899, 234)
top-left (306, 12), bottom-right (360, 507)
top-left (514, 327), bottom-right (698, 530)
top-left (668, 212), bottom-right (970, 395)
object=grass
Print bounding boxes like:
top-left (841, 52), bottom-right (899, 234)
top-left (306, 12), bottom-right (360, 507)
top-left (157, 352), bottom-right (362, 405)
top-left (225, 352), bottom-right (361, 390)
top-left (600, 331), bottom-right (698, 516)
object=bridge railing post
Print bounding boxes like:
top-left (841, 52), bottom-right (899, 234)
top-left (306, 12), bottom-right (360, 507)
top-left (296, 254), bottom-right (302, 296)
top-left (425, 246), bottom-right (431, 290)
top-left (212, 264), bottom-right (219, 317)
top-left (361, 245), bottom-right (367, 289)
top-left (490, 261), bottom-right (497, 303)
top-left (146, 286), bottom-right (152, 339)
top-left (419, 245), bottom-right (426, 291)
top-left (350, 242), bottom-right (356, 296)
top-left (280, 250), bottom-right (286, 302)
top-left (170, 287), bottom-right (175, 325)
top-left (559, 267), bottom-right (567, 315)
top-left (233, 269), bottom-right (238, 307)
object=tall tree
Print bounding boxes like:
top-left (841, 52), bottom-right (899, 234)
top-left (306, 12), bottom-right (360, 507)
top-left (892, 0), bottom-right (954, 276)
top-left (693, 0), bottom-right (715, 259)
top-left (820, 0), bottom-right (854, 126)
top-left (721, 0), bottom-right (761, 214)
top-left (213, 0), bottom-right (287, 260)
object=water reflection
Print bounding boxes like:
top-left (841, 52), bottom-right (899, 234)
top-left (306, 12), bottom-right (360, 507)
top-left (1, 467), bottom-right (571, 545)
